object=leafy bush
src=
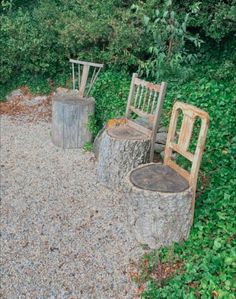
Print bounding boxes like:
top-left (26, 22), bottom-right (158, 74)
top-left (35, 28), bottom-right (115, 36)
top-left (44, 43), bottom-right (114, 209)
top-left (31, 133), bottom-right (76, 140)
top-left (1, 0), bottom-right (235, 88)
top-left (139, 0), bottom-right (202, 81)
top-left (90, 70), bottom-right (130, 136)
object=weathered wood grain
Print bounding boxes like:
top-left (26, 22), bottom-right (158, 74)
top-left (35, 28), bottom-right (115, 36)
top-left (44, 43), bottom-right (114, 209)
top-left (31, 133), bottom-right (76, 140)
top-left (52, 94), bottom-right (95, 148)
top-left (124, 163), bottom-right (193, 249)
top-left (97, 127), bottom-right (151, 189)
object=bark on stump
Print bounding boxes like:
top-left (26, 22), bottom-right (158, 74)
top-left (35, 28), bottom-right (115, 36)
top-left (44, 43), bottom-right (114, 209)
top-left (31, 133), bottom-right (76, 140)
top-left (124, 163), bottom-right (193, 249)
top-left (52, 93), bottom-right (95, 148)
top-left (97, 125), bottom-right (151, 189)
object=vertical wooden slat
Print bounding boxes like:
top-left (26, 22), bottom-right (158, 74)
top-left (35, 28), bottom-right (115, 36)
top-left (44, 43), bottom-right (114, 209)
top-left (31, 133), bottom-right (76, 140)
top-left (78, 64), bottom-right (81, 90)
top-left (142, 88), bottom-right (149, 111)
top-left (79, 64), bottom-right (90, 97)
top-left (189, 117), bottom-right (209, 222)
top-left (146, 89), bottom-right (153, 113)
top-left (86, 67), bottom-right (102, 96)
top-left (72, 63), bottom-right (75, 90)
top-left (126, 73), bottom-right (138, 118)
top-left (151, 91), bottom-right (157, 114)
top-left (138, 86), bottom-right (144, 109)
top-left (134, 84), bottom-right (140, 108)
top-left (164, 105), bottom-right (179, 166)
top-left (150, 82), bottom-right (167, 161)
top-left (178, 112), bottom-right (195, 151)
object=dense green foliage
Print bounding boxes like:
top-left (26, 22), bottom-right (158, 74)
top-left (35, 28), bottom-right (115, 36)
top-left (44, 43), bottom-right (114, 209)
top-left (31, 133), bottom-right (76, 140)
top-left (1, 0), bottom-right (236, 85)
top-left (0, 1), bottom-right (235, 298)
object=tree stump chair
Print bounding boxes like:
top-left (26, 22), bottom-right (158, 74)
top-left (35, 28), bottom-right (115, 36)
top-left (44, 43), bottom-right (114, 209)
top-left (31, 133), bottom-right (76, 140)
top-left (124, 101), bottom-right (209, 249)
top-left (52, 60), bottom-right (103, 148)
top-left (97, 73), bottom-right (167, 189)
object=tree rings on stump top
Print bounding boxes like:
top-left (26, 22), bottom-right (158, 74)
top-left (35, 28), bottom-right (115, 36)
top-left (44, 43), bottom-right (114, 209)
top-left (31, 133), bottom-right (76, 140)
top-left (130, 163), bottom-right (189, 193)
top-left (107, 124), bottom-right (149, 140)
top-left (53, 93), bottom-right (94, 106)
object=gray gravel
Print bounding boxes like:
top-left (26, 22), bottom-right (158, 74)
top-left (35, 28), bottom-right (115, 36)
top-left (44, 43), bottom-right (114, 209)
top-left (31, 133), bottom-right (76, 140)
top-left (0, 116), bottom-right (143, 299)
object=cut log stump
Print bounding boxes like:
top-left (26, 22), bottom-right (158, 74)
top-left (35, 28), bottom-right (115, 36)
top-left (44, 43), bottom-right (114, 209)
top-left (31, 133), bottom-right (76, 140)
top-left (52, 93), bottom-right (95, 148)
top-left (97, 124), bottom-right (151, 189)
top-left (124, 163), bottom-right (193, 249)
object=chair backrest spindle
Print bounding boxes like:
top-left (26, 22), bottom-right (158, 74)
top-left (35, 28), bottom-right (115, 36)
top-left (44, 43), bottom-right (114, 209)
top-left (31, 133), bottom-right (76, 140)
top-left (69, 59), bottom-right (104, 97)
top-left (125, 73), bottom-right (167, 161)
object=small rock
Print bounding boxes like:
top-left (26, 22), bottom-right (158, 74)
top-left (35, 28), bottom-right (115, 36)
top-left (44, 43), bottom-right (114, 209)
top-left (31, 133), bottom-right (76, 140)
top-left (20, 239), bottom-right (29, 248)
top-left (134, 117), bottom-right (152, 129)
top-left (23, 96), bottom-right (47, 106)
top-left (156, 132), bottom-right (167, 144)
top-left (160, 151), bottom-right (177, 160)
top-left (158, 126), bottom-right (167, 133)
top-left (6, 89), bottom-right (24, 101)
top-left (154, 143), bottom-right (165, 153)
top-left (56, 87), bottom-right (69, 94)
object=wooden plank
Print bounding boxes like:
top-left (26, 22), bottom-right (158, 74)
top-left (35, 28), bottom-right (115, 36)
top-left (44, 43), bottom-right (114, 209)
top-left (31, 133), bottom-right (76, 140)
top-left (72, 63), bottom-right (75, 90)
top-left (178, 113), bottom-right (195, 151)
top-left (150, 82), bottom-right (167, 161)
top-left (138, 85), bottom-right (144, 109)
top-left (86, 67), bottom-right (102, 96)
top-left (79, 64), bottom-right (90, 97)
top-left (127, 120), bottom-right (152, 137)
top-left (134, 78), bottom-right (161, 92)
top-left (164, 105), bottom-right (180, 166)
top-left (70, 59), bottom-right (104, 68)
top-left (170, 143), bottom-right (194, 161)
top-left (165, 159), bottom-right (190, 182)
top-left (130, 106), bottom-right (150, 118)
top-left (126, 73), bottom-right (138, 117)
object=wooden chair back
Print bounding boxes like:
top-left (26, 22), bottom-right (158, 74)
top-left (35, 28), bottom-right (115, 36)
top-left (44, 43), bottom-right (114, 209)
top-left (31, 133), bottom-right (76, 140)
top-left (70, 59), bottom-right (104, 97)
top-left (164, 101), bottom-right (209, 196)
top-left (126, 73), bottom-right (167, 161)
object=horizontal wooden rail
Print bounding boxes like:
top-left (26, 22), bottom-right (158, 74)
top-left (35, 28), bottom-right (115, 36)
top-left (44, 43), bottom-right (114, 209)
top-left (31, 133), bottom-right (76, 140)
top-left (170, 143), bottom-right (194, 162)
top-left (70, 59), bottom-right (104, 68)
top-left (165, 159), bottom-right (190, 182)
top-left (134, 78), bottom-right (161, 92)
top-left (127, 120), bottom-right (152, 137)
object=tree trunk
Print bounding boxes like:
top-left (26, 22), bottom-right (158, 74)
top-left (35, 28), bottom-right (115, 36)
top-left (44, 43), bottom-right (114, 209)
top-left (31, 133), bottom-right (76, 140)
top-left (52, 93), bottom-right (95, 148)
top-left (97, 126), bottom-right (151, 189)
top-left (124, 163), bottom-right (193, 249)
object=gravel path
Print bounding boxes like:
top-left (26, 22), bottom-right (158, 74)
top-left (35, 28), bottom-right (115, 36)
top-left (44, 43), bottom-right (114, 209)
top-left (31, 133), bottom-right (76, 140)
top-left (0, 116), bottom-right (143, 299)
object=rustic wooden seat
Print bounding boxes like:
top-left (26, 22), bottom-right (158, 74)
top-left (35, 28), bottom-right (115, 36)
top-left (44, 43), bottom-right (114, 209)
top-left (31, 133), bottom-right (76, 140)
top-left (124, 101), bottom-right (209, 248)
top-left (52, 59), bottom-right (103, 148)
top-left (97, 73), bottom-right (167, 189)
top-left (130, 164), bottom-right (189, 192)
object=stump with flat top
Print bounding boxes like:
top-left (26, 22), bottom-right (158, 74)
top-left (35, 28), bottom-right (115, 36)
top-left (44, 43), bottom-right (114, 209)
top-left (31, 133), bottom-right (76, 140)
top-left (124, 163), bottom-right (193, 249)
top-left (52, 93), bottom-right (95, 148)
top-left (97, 124), bottom-right (151, 189)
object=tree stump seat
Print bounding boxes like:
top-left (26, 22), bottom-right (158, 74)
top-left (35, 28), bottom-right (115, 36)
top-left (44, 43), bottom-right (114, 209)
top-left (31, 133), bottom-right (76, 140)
top-left (130, 163), bottom-right (189, 192)
top-left (124, 102), bottom-right (210, 249)
top-left (52, 93), bottom-right (95, 148)
top-left (107, 124), bottom-right (148, 140)
top-left (124, 165), bottom-right (193, 249)
top-left (97, 124), bottom-right (151, 190)
top-left (96, 74), bottom-right (167, 189)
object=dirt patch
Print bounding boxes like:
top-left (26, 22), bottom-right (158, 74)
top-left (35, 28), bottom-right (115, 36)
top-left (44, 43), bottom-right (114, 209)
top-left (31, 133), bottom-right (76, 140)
top-left (0, 87), bottom-right (52, 122)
